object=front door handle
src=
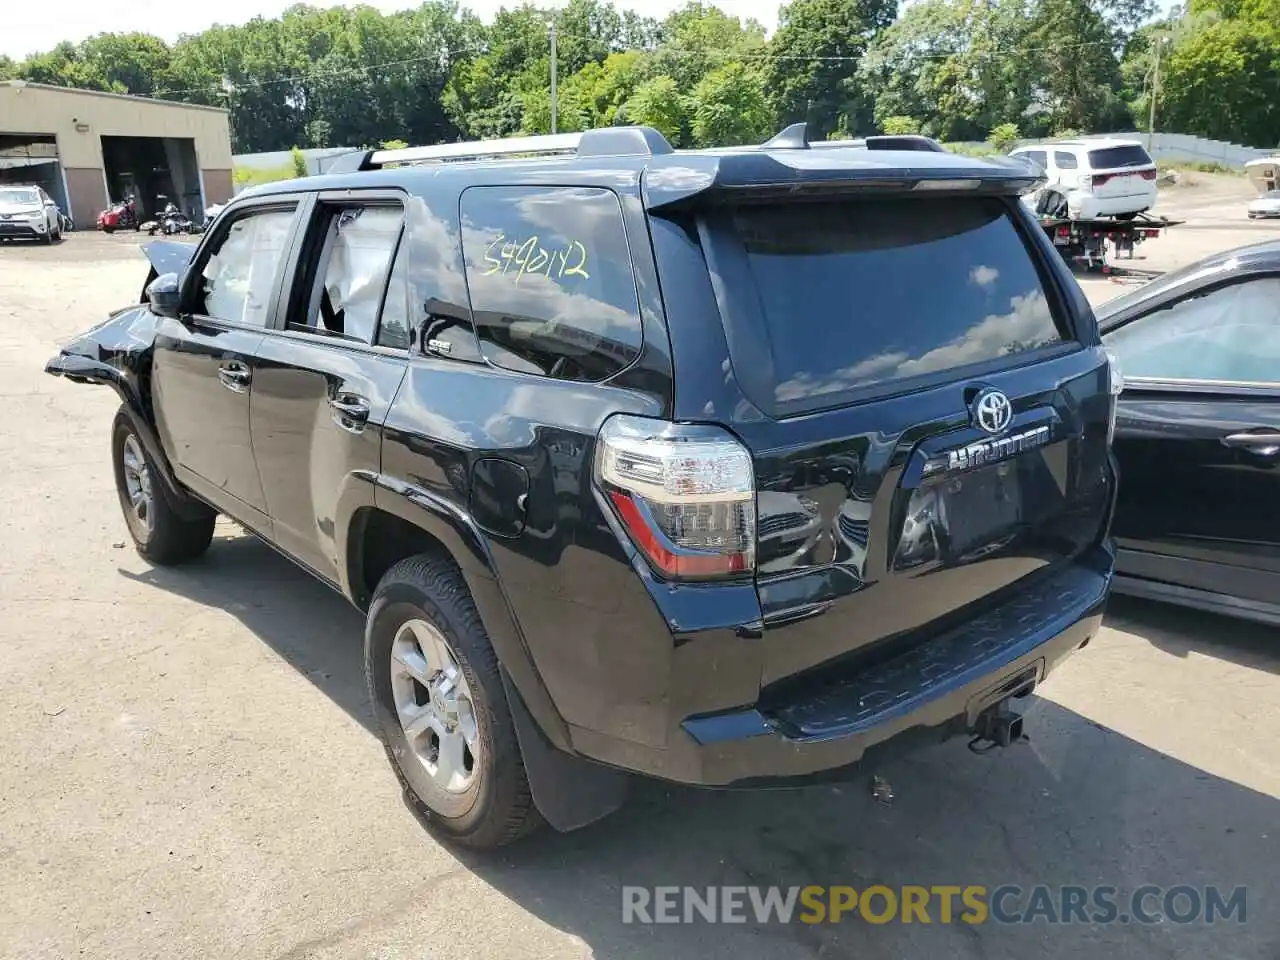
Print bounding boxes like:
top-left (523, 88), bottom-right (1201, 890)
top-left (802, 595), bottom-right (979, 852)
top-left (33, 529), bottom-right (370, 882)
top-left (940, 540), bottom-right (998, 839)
top-left (1222, 431), bottom-right (1280, 457)
top-left (217, 361), bottom-right (251, 393)
top-left (328, 393), bottom-right (371, 432)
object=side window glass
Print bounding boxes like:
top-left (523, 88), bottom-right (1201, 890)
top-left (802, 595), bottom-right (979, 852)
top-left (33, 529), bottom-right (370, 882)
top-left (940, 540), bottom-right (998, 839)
top-left (198, 207), bottom-right (296, 326)
top-left (298, 205), bottom-right (403, 344)
top-left (1105, 278), bottom-right (1280, 383)
top-left (1024, 150), bottom-right (1048, 170)
top-left (460, 186), bottom-right (643, 382)
top-left (376, 240), bottom-right (411, 350)
top-left (1054, 151), bottom-right (1078, 169)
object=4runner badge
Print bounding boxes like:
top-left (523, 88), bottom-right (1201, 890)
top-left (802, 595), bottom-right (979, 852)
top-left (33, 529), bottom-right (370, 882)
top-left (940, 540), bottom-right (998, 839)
top-left (972, 389), bottom-right (1013, 434)
top-left (944, 425), bottom-right (1051, 474)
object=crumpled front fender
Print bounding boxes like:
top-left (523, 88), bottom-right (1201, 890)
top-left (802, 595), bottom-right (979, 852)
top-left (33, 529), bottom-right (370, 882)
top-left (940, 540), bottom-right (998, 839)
top-left (44, 306), bottom-right (206, 519)
top-left (44, 305), bottom-right (158, 404)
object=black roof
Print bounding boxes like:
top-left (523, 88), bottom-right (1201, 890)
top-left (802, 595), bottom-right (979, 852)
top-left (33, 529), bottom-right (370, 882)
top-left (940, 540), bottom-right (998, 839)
top-left (238, 124), bottom-right (1044, 210)
top-left (1097, 238), bottom-right (1280, 331)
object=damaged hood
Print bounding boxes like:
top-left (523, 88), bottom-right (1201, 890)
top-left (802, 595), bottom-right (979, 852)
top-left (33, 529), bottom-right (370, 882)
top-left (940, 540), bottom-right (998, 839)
top-left (143, 238), bottom-right (198, 278)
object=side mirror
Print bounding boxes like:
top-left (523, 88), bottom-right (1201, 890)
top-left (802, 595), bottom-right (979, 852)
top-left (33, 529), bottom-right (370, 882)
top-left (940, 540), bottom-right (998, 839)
top-left (146, 272), bottom-right (183, 319)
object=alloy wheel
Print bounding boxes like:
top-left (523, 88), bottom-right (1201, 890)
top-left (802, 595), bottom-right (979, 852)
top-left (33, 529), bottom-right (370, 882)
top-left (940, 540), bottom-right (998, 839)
top-left (120, 433), bottom-right (154, 534)
top-left (389, 618), bottom-right (481, 794)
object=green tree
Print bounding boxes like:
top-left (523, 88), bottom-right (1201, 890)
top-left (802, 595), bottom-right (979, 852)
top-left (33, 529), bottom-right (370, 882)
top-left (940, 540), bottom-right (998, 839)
top-left (78, 33), bottom-right (173, 96)
top-left (1025, 0), bottom-right (1132, 134)
top-left (290, 146), bottom-right (308, 177)
top-left (987, 121), bottom-right (1021, 150)
top-left (690, 61), bottom-right (771, 146)
top-left (647, 3), bottom-right (767, 92)
top-left (881, 115), bottom-right (922, 134)
top-left (861, 0), bottom-right (1036, 141)
top-left (1157, 15), bottom-right (1280, 145)
top-left (623, 74), bottom-right (688, 143)
top-left (767, 0), bottom-right (898, 139)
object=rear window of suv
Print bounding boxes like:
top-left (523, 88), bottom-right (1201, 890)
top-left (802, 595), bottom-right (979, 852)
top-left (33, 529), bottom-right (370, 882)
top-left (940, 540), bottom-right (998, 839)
top-left (1087, 145), bottom-right (1152, 169)
top-left (721, 196), bottom-right (1067, 410)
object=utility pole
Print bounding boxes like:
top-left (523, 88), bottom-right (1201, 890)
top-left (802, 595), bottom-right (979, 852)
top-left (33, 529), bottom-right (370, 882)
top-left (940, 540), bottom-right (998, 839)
top-left (549, 19), bottom-right (558, 135)
top-left (1148, 36), bottom-right (1167, 153)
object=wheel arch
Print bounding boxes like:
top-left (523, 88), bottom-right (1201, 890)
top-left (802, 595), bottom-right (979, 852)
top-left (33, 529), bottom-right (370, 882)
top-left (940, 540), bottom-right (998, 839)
top-left (346, 491), bottom-right (574, 754)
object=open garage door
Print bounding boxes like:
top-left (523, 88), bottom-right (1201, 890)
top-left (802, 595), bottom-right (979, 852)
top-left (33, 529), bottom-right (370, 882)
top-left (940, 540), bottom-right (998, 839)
top-left (101, 135), bottom-right (204, 221)
top-left (0, 135), bottom-right (70, 224)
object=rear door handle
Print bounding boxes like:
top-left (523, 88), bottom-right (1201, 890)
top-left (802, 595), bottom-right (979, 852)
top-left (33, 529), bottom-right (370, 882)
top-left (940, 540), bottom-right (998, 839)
top-left (1222, 431), bottom-right (1280, 456)
top-left (217, 361), bottom-right (251, 393)
top-left (328, 393), bottom-right (371, 432)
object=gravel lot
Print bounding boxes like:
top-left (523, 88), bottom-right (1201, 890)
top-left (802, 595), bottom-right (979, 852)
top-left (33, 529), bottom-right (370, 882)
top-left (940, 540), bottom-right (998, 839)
top-left (2, 190), bottom-right (1279, 960)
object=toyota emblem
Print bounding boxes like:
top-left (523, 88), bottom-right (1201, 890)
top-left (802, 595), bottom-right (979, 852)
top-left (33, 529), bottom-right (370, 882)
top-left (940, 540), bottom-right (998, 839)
top-left (972, 389), bottom-right (1013, 434)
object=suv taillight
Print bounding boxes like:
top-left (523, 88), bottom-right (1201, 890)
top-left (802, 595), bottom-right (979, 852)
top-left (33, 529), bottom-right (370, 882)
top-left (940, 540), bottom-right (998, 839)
top-left (595, 415), bottom-right (756, 580)
top-left (1090, 173), bottom-right (1111, 187)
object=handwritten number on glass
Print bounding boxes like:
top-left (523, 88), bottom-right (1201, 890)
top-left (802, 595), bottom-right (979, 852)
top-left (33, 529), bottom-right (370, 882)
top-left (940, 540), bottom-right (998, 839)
top-left (483, 233), bottom-right (590, 283)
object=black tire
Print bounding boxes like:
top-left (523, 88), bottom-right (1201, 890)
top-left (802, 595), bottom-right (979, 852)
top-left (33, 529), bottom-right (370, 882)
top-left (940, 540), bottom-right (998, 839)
top-left (365, 555), bottom-right (541, 849)
top-left (111, 408), bottom-right (215, 565)
top-left (1035, 189), bottom-right (1069, 219)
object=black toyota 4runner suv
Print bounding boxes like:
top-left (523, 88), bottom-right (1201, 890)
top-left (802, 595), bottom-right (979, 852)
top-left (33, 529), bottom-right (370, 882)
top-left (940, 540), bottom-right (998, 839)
top-left (47, 125), bottom-right (1118, 848)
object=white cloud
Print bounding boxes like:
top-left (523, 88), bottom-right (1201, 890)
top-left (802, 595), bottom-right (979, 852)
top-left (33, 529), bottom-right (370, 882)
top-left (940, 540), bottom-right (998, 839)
top-left (774, 288), bottom-right (1057, 402)
top-left (970, 264), bottom-right (999, 287)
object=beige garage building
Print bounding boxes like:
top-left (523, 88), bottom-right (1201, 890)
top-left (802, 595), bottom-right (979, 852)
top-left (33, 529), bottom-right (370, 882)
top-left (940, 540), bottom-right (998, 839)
top-left (0, 80), bottom-right (233, 228)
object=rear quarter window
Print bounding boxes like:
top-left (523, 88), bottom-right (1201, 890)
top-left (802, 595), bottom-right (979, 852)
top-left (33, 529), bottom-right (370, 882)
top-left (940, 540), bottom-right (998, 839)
top-left (460, 186), bottom-right (642, 382)
top-left (721, 196), bottom-right (1069, 411)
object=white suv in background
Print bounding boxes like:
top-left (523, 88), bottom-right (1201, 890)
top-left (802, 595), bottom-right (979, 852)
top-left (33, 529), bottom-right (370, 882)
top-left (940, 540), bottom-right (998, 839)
top-left (0, 184), bottom-right (63, 242)
top-left (1010, 139), bottom-right (1158, 220)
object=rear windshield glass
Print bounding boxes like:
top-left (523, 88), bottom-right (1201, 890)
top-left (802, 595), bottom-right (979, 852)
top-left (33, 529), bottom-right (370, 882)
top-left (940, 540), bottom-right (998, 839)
top-left (729, 196), bottom-right (1066, 408)
top-left (1087, 145), bottom-right (1152, 169)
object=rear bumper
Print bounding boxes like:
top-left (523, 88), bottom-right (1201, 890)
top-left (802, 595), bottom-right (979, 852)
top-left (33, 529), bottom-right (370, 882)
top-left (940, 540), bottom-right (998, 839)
top-left (568, 545), bottom-right (1113, 786)
top-left (1068, 191), bottom-right (1155, 219)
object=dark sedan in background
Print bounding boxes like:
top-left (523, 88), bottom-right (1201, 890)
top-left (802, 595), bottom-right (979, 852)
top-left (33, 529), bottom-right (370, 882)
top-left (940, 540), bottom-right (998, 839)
top-left (1098, 238), bottom-right (1280, 626)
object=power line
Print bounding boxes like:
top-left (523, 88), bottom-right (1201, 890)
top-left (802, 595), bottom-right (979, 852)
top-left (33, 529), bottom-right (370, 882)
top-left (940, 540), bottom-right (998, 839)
top-left (148, 31), bottom-right (1128, 101)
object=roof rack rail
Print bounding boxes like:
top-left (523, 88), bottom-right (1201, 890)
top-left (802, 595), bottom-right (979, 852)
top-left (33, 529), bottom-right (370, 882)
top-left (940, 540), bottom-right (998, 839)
top-left (324, 126), bottom-right (673, 174)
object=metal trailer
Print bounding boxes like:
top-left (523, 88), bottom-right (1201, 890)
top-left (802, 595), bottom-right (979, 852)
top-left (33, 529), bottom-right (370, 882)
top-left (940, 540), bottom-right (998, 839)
top-left (1037, 212), bottom-right (1181, 272)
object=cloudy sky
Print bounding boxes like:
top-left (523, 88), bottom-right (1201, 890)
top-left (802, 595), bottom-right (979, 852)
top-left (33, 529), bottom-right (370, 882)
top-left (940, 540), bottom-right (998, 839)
top-left (2, 0), bottom-right (782, 59)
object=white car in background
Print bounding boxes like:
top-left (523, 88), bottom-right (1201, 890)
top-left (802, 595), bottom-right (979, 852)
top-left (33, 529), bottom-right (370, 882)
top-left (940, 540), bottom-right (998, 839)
top-left (0, 184), bottom-right (63, 243)
top-left (1247, 189), bottom-right (1280, 219)
top-left (1009, 139), bottom-right (1159, 220)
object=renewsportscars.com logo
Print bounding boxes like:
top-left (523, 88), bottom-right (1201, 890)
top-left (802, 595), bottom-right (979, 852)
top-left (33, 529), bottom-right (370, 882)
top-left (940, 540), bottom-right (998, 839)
top-left (622, 885), bottom-right (1247, 926)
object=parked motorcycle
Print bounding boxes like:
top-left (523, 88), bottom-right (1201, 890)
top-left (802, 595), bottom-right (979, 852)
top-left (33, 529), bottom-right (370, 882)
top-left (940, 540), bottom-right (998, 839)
top-left (96, 197), bottom-right (139, 234)
top-left (145, 201), bottom-right (195, 236)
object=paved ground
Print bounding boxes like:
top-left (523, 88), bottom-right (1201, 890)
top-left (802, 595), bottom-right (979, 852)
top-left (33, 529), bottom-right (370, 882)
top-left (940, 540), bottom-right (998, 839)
top-left (2, 190), bottom-right (1279, 960)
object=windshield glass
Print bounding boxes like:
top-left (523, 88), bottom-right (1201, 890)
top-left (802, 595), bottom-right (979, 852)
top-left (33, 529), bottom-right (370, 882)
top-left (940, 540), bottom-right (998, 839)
top-left (0, 187), bottom-right (40, 205)
top-left (1087, 145), bottom-right (1153, 169)
top-left (724, 196), bottom-right (1067, 412)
